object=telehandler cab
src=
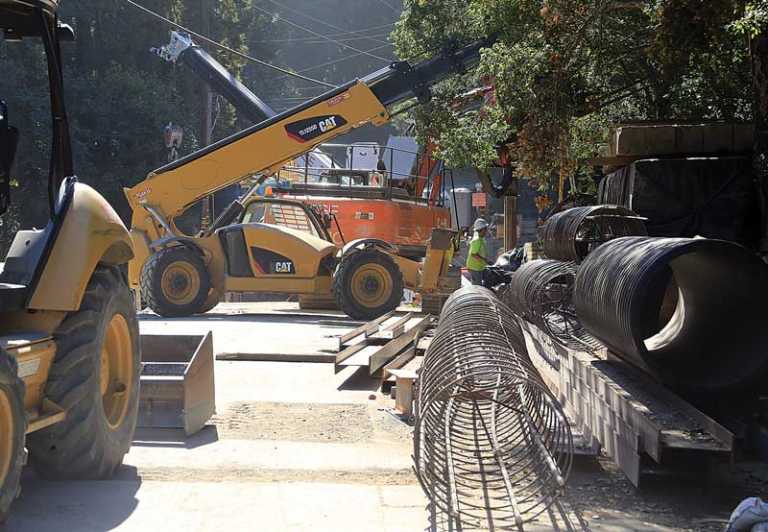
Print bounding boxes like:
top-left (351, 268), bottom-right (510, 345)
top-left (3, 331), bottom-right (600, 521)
top-left (0, 0), bottom-right (140, 520)
top-left (127, 38), bottom-right (488, 320)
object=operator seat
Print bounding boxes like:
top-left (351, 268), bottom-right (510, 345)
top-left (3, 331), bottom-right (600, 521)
top-left (0, 177), bottom-right (75, 311)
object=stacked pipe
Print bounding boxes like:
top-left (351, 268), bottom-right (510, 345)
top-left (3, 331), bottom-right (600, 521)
top-left (574, 236), bottom-right (768, 394)
top-left (414, 286), bottom-right (573, 529)
top-left (502, 260), bottom-right (599, 350)
top-left (541, 205), bottom-right (647, 262)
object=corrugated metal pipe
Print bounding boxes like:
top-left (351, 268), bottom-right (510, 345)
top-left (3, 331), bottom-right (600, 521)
top-left (541, 205), bottom-right (647, 262)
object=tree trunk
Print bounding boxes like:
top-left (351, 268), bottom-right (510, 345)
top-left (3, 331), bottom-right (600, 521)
top-left (754, 31), bottom-right (768, 254)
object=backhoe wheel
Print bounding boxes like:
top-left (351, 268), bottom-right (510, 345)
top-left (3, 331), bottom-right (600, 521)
top-left (27, 266), bottom-right (140, 480)
top-left (0, 350), bottom-right (25, 523)
top-left (333, 249), bottom-right (404, 321)
top-left (140, 246), bottom-right (211, 317)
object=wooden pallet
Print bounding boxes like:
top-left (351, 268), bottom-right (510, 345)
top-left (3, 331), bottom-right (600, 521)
top-left (520, 320), bottom-right (733, 486)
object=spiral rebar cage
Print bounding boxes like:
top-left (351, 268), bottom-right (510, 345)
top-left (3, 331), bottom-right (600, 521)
top-left (502, 260), bottom-right (599, 351)
top-left (541, 205), bottom-right (647, 262)
top-left (573, 236), bottom-right (768, 394)
top-left (414, 286), bottom-right (573, 530)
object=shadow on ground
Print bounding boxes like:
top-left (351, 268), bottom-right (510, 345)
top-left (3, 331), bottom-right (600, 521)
top-left (132, 425), bottom-right (220, 450)
top-left (7, 466), bottom-right (141, 532)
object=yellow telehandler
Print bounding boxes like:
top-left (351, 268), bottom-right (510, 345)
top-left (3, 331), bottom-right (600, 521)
top-left (126, 38), bottom-right (487, 320)
top-left (0, 0), bottom-right (140, 520)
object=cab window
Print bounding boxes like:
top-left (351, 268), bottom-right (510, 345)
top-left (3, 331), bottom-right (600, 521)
top-left (242, 201), bottom-right (320, 238)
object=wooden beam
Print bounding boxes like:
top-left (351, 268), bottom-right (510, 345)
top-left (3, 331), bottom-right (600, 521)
top-left (336, 311), bottom-right (394, 351)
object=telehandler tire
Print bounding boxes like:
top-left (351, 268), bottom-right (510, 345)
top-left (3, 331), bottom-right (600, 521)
top-left (27, 266), bottom-right (140, 480)
top-left (0, 350), bottom-right (26, 523)
top-left (197, 289), bottom-right (221, 314)
top-left (334, 249), bottom-right (404, 321)
top-left (140, 246), bottom-right (211, 317)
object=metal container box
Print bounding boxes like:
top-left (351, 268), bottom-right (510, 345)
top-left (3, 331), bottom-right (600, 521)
top-left (138, 332), bottom-right (215, 436)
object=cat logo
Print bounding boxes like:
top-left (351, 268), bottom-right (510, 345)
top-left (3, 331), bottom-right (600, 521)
top-left (273, 261), bottom-right (294, 274)
top-left (285, 114), bottom-right (348, 143)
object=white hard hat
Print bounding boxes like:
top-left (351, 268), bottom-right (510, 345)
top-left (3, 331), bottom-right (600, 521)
top-left (473, 218), bottom-right (489, 231)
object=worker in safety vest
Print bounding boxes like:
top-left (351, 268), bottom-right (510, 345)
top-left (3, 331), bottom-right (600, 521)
top-left (467, 218), bottom-right (490, 285)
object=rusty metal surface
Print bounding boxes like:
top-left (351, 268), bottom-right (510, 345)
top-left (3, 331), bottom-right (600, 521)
top-left (414, 286), bottom-right (572, 530)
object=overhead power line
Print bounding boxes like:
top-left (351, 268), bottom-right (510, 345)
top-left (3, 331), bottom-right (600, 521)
top-left (373, 0), bottom-right (401, 12)
top-left (262, 0), bottom-right (392, 45)
top-left (123, 0), bottom-right (337, 88)
top-left (251, 4), bottom-right (392, 62)
top-left (253, 32), bottom-right (393, 45)
top-left (284, 42), bottom-right (396, 78)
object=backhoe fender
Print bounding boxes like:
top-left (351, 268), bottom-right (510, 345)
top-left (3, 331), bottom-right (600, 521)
top-left (28, 183), bottom-right (134, 311)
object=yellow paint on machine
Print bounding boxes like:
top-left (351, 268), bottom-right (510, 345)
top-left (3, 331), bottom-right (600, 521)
top-left (28, 184), bottom-right (134, 311)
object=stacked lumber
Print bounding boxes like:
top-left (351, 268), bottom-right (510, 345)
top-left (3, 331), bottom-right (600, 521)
top-left (334, 312), bottom-right (433, 379)
top-left (520, 320), bottom-right (734, 486)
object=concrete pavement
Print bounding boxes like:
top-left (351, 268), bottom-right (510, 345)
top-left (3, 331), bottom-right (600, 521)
top-left (5, 303), bottom-right (733, 531)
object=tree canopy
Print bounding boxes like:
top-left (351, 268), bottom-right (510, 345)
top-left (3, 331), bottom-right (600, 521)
top-left (392, 0), bottom-right (764, 190)
top-left (0, 0), bottom-right (403, 251)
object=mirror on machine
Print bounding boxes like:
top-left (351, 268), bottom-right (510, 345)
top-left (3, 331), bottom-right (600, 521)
top-left (0, 100), bottom-right (19, 216)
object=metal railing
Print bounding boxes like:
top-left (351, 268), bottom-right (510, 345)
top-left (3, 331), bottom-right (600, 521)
top-left (275, 142), bottom-right (449, 206)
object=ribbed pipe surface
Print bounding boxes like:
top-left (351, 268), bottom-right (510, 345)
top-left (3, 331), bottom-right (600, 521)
top-left (414, 286), bottom-right (572, 529)
top-left (541, 205), bottom-right (647, 262)
top-left (502, 260), bottom-right (598, 351)
top-left (574, 236), bottom-right (768, 392)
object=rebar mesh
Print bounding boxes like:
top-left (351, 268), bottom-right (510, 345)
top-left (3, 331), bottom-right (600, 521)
top-left (541, 205), bottom-right (647, 262)
top-left (502, 260), bottom-right (600, 351)
top-left (414, 286), bottom-right (573, 530)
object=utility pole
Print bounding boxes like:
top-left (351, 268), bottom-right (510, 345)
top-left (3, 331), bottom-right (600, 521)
top-left (200, 0), bottom-right (214, 230)
top-left (503, 179), bottom-right (518, 252)
top-left (754, 30), bottom-right (768, 257)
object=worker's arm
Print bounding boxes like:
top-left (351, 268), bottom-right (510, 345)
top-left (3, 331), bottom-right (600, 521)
top-left (470, 253), bottom-right (490, 264)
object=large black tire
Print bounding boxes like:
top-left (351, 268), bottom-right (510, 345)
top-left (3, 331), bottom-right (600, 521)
top-left (0, 350), bottom-right (25, 523)
top-left (27, 266), bottom-right (141, 480)
top-left (140, 246), bottom-right (211, 317)
top-left (333, 249), bottom-right (404, 321)
top-left (197, 289), bottom-right (221, 314)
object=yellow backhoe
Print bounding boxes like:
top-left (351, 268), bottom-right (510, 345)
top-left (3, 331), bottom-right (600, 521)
top-left (126, 39), bottom-right (488, 320)
top-left (0, 0), bottom-right (140, 520)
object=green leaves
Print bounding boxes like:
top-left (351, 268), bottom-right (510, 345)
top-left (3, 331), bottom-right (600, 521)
top-left (730, 1), bottom-right (768, 38)
top-left (392, 0), bottom-right (755, 191)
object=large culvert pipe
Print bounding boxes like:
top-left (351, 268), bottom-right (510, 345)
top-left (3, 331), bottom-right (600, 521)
top-left (542, 205), bottom-right (647, 262)
top-left (574, 237), bottom-right (768, 392)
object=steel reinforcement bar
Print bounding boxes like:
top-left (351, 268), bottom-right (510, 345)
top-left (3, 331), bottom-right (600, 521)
top-left (501, 260), bottom-right (599, 351)
top-left (541, 205), bottom-right (647, 262)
